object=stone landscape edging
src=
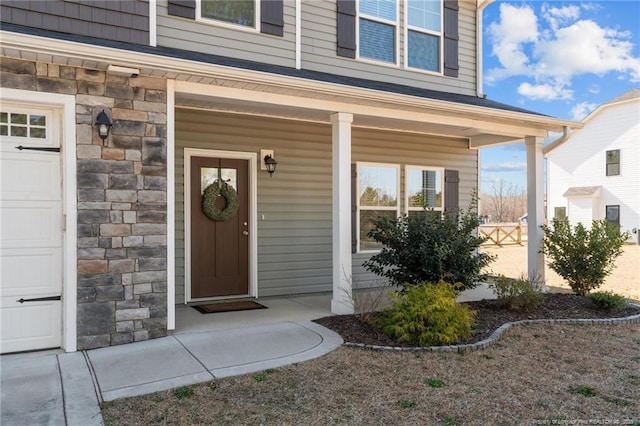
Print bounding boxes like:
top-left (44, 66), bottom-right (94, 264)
top-left (343, 303), bottom-right (640, 353)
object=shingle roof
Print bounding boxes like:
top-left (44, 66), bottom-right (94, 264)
top-left (602, 88), bottom-right (640, 106)
top-left (2, 23), bottom-right (549, 117)
top-left (562, 186), bottom-right (602, 197)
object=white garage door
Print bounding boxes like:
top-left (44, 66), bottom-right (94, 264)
top-left (1, 106), bottom-right (63, 354)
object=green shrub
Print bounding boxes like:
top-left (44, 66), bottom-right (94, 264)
top-left (542, 219), bottom-right (629, 296)
top-left (363, 194), bottom-right (494, 290)
top-left (375, 282), bottom-right (476, 346)
top-left (588, 291), bottom-right (627, 311)
top-left (488, 275), bottom-right (545, 311)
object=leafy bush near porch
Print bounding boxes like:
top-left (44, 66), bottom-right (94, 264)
top-left (363, 195), bottom-right (494, 290)
top-left (375, 282), bottom-right (476, 347)
top-left (488, 275), bottom-right (545, 311)
top-left (542, 219), bottom-right (629, 296)
top-left (588, 291), bottom-right (627, 311)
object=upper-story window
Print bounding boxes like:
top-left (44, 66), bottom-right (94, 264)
top-left (358, 0), bottom-right (398, 64)
top-left (406, 0), bottom-right (442, 72)
top-left (200, 0), bottom-right (257, 29)
top-left (606, 149), bottom-right (620, 176)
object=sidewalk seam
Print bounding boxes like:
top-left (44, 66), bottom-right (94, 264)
top-left (83, 350), bottom-right (104, 404)
top-left (171, 335), bottom-right (217, 381)
top-left (55, 355), bottom-right (69, 426)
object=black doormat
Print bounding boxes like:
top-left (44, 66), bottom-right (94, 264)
top-left (192, 300), bottom-right (267, 314)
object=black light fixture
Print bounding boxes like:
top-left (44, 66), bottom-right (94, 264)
top-left (95, 109), bottom-right (113, 141)
top-left (264, 154), bottom-right (277, 176)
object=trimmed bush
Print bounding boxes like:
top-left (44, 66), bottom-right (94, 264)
top-left (542, 219), bottom-right (629, 296)
top-left (363, 194), bottom-right (494, 290)
top-left (588, 291), bottom-right (627, 311)
top-left (375, 282), bottom-right (476, 347)
top-left (488, 275), bottom-right (544, 311)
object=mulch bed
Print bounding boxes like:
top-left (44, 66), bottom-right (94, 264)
top-left (313, 293), bottom-right (640, 348)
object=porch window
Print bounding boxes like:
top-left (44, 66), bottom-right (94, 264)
top-left (554, 207), bottom-right (566, 220)
top-left (357, 163), bottom-right (400, 251)
top-left (406, 0), bottom-right (442, 72)
top-left (406, 166), bottom-right (443, 215)
top-left (358, 0), bottom-right (398, 64)
top-left (200, 0), bottom-right (256, 29)
top-left (606, 149), bottom-right (620, 176)
top-left (605, 205), bottom-right (620, 228)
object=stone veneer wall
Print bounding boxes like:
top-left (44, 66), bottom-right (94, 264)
top-left (1, 58), bottom-right (168, 350)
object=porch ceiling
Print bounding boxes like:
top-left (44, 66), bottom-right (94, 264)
top-left (175, 91), bottom-right (544, 147)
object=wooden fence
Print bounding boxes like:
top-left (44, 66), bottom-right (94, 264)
top-left (479, 223), bottom-right (524, 246)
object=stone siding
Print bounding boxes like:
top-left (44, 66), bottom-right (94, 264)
top-left (1, 57), bottom-right (168, 350)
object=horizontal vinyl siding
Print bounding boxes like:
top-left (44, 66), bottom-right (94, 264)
top-left (301, 0), bottom-right (477, 96)
top-left (156, 1), bottom-right (296, 68)
top-left (175, 109), bottom-right (333, 301)
top-left (351, 128), bottom-right (478, 285)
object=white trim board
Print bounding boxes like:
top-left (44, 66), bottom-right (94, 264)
top-left (182, 148), bottom-right (258, 303)
top-left (0, 88), bottom-right (77, 352)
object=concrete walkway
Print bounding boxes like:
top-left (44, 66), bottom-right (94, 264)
top-left (0, 286), bottom-right (496, 426)
top-left (1, 320), bottom-right (342, 426)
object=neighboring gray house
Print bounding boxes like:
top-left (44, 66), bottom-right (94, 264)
top-left (0, 0), bottom-right (576, 353)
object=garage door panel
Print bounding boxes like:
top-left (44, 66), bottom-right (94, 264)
top-left (0, 152), bottom-right (61, 200)
top-left (1, 201), bottom-right (62, 248)
top-left (0, 302), bottom-right (62, 353)
top-left (1, 248), bottom-right (62, 296)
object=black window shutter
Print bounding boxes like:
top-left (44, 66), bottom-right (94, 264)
top-left (261, 0), bottom-right (284, 37)
top-left (168, 0), bottom-right (196, 20)
top-left (351, 163), bottom-right (358, 253)
top-left (443, 0), bottom-right (459, 77)
top-left (337, 0), bottom-right (357, 58)
top-left (444, 169), bottom-right (459, 218)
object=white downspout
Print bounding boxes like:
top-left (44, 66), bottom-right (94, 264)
top-left (149, 0), bottom-right (157, 47)
top-left (295, 0), bottom-right (302, 69)
top-left (542, 125), bottom-right (571, 155)
top-left (476, 0), bottom-right (494, 97)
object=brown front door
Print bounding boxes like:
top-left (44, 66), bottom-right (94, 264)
top-left (190, 156), bottom-right (249, 298)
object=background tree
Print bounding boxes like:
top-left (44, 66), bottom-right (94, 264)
top-left (480, 179), bottom-right (526, 223)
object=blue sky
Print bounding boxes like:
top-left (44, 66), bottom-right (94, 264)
top-left (480, 0), bottom-right (640, 193)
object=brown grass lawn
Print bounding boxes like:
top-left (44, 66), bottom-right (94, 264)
top-left (102, 323), bottom-right (640, 425)
top-left (482, 244), bottom-right (640, 301)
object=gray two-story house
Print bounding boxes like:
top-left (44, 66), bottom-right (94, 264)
top-left (0, 0), bottom-right (576, 353)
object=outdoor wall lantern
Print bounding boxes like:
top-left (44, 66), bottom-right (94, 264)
top-left (95, 109), bottom-right (113, 142)
top-left (264, 154), bottom-right (277, 176)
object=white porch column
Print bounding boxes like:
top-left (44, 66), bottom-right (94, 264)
top-left (330, 112), bottom-right (355, 314)
top-left (525, 136), bottom-right (545, 281)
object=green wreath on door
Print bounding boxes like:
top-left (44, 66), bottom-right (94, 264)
top-left (202, 181), bottom-right (239, 221)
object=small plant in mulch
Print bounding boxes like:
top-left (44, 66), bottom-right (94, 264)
top-left (588, 291), bottom-right (627, 311)
top-left (425, 378), bottom-right (445, 388)
top-left (488, 275), bottom-right (545, 311)
top-left (396, 399), bottom-right (416, 409)
top-left (439, 416), bottom-right (459, 425)
top-left (375, 282), bottom-right (475, 347)
top-left (173, 386), bottom-right (194, 399)
top-left (569, 385), bottom-right (596, 397)
top-left (253, 373), bottom-right (268, 382)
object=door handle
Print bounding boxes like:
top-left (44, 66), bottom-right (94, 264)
top-left (242, 231), bottom-right (249, 236)
top-left (16, 295), bottom-right (61, 303)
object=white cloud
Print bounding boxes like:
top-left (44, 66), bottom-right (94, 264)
top-left (517, 82), bottom-right (573, 101)
top-left (570, 101), bottom-right (598, 120)
top-left (542, 4), bottom-right (580, 31)
top-left (486, 3), bottom-right (538, 82)
top-left (481, 162), bottom-right (527, 173)
top-left (486, 2), bottom-right (640, 98)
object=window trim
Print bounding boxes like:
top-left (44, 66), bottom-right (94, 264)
top-left (356, 0), bottom-right (400, 66)
top-left (405, 165), bottom-right (445, 213)
top-left (403, 0), bottom-right (444, 74)
top-left (196, 0), bottom-right (261, 33)
top-left (356, 161), bottom-right (401, 254)
top-left (554, 206), bottom-right (567, 220)
top-left (605, 149), bottom-right (620, 176)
